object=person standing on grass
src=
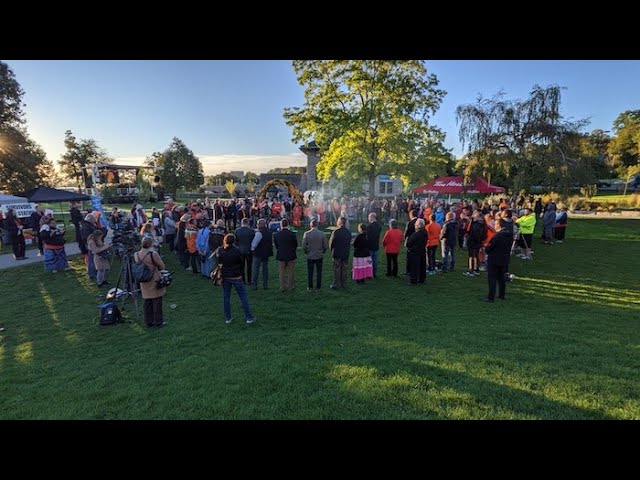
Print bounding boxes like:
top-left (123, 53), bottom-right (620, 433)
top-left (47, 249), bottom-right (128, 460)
top-left (543, 203), bottom-right (556, 244)
top-left (30, 205), bottom-right (45, 257)
top-left (3, 208), bottom-right (27, 260)
top-left (366, 212), bottom-right (382, 279)
top-left (163, 210), bottom-right (176, 253)
top-left (405, 218), bottom-right (427, 285)
top-left (329, 216), bottom-right (351, 289)
top-left (515, 208), bottom-right (535, 260)
top-left (215, 233), bottom-right (257, 325)
top-left (302, 218), bottom-right (327, 292)
top-left (273, 218), bottom-right (298, 292)
top-left (483, 217), bottom-right (511, 302)
top-left (235, 217), bottom-right (256, 284)
top-left (382, 219), bottom-right (403, 277)
top-left (87, 229), bottom-right (111, 285)
top-left (403, 209), bottom-right (418, 275)
top-left (80, 214), bottom-right (98, 280)
top-left (439, 212), bottom-right (458, 273)
top-left (40, 218), bottom-right (69, 273)
top-left (136, 236), bottom-right (167, 327)
top-left (353, 223), bottom-right (373, 284)
top-left (426, 214), bottom-right (441, 275)
top-left (70, 201), bottom-right (85, 252)
top-left (250, 218), bottom-right (273, 290)
top-left (464, 211), bottom-right (486, 277)
top-left (554, 206), bottom-right (568, 243)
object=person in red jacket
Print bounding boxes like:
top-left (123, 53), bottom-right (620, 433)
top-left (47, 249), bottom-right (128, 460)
top-left (382, 219), bottom-right (403, 277)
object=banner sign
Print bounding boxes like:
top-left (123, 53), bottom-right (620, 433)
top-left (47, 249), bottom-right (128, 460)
top-left (91, 195), bottom-right (109, 228)
top-left (0, 202), bottom-right (37, 218)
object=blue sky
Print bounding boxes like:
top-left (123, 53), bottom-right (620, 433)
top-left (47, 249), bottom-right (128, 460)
top-left (4, 60), bottom-right (640, 175)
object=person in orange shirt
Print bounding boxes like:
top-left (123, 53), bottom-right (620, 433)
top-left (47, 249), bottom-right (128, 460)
top-left (382, 219), bottom-right (403, 277)
top-left (185, 219), bottom-right (199, 274)
top-left (426, 214), bottom-right (441, 275)
top-left (479, 213), bottom-right (495, 270)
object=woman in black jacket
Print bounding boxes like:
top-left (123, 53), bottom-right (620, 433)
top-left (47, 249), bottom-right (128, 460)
top-left (3, 209), bottom-right (26, 260)
top-left (214, 234), bottom-right (256, 324)
top-left (352, 223), bottom-right (373, 284)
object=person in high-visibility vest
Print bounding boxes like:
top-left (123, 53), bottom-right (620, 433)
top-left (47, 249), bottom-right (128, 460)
top-left (515, 208), bottom-right (536, 260)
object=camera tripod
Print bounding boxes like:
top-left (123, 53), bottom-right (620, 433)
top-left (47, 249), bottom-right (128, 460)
top-left (510, 230), bottom-right (533, 260)
top-left (106, 250), bottom-right (140, 321)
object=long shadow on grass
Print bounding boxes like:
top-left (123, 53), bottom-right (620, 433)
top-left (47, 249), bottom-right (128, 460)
top-left (323, 338), bottom-right (617, 419)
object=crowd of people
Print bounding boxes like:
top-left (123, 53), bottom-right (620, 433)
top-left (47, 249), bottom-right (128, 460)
top-left (1, 191), bottom-right (568, 324)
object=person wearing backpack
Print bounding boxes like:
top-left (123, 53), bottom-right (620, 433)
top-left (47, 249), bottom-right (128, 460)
top-left (135, 236), bottom-right (167, 327)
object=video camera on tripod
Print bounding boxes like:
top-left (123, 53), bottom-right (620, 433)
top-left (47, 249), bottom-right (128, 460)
top-left (111, 224), bottom-right (141, 255)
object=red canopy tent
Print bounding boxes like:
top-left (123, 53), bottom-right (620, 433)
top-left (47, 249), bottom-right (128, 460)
top-left (413, 176), bottom-right (504, 195)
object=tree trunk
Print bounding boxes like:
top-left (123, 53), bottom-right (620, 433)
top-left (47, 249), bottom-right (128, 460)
top-left (368, 174), bottom-right (376, 201)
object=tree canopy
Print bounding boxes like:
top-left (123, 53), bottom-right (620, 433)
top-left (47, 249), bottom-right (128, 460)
top-left (284, 60), bottom-right (449, 198)
top-left (456, 85), bottom-right (592, 194)
top-left (0, 61), bottom-right (52, 194)
top-left (608, 110), bottom-right (640, 194)
top-left (58, 130), bottom-right (113, 190)
top-left (145, 138), bottom-right (204, 197)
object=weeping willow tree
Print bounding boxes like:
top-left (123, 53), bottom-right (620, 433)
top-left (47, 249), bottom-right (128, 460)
top-left (456, 85), bottom-right (588, 194)
top-left (284, 60), bottom-right (449, 199)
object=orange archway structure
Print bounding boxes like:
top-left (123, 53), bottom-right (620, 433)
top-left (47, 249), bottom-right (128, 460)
top-left (258, 179), bottom-right (303, 204)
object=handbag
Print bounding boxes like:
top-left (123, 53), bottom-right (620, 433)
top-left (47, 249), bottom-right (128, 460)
top-left (210, 264), bottom-right (223, 286)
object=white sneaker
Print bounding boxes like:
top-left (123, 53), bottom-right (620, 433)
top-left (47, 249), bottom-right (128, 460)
top-left (246, 317), bottom-right (256, 324)
top-left (225, 318), bottom-right (233, 324)
top-left (37, 252), bottom-right (42, 257)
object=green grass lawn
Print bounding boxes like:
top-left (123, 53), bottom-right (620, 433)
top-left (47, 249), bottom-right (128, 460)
top-left (1, 218), bottom-right (639, 419)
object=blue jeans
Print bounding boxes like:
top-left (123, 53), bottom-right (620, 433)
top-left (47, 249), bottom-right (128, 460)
top-left (87, 251), bottom-right (97, 280)
top-left (370, 249), bottom-right (379, 277)
top-left (251, 256), bottom-right (269, 288)
top-left (441, 242), bottom-right (455, 272)
top-left (223, 278), bottom-right (254, 321)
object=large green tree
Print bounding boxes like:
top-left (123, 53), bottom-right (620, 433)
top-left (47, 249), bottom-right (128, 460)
top-left (145, 138), bottom-right (204, 198)
top-left (58, 130), bottom-right (113, 190)
top-left (0, 61), bottom-right (50, 194)
top-left (284, 60), bottom-right (448, 198)
top-left (456, 85), bottom-right (588, 193)
top-left (608, 110), bottom-right (640, 194)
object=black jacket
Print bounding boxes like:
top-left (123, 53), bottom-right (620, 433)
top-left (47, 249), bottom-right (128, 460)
top-left (485, 230), bottom-right (511, 267)
top-left (467, 220), bottom-right (486, 248)
top-left (404, 218), bottom-right (417, 239)
top-left (253, 228), bottom-right (273, 259)
top-left (209, 227), bottom-right (226, 252)
top-left (70, 207), bottom-right (83, 227)
top-left (353, 233), bottom-right (370, 258)
top-left (215, 245), bottom-right (243, 278)
top-left (439, 219), bottom-right (459, 247)
top-left (405, 229), bottom-right (427, 255)
top-left (329, 226), bottom-right (351, 260)
top-left (234, 226), bottom-right (255, 255)
top-left (366, 221), bottom-right (382, 251)
top-left (273, 228), bottom-right (298, 262)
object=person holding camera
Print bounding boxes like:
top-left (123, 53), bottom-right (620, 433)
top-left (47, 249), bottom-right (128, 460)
top-left (135, 236), bottom-right (167, 327)
top-left (87, 229), bottom-right (112, 286)
top-left (215, 234), bottom-right (256, 324)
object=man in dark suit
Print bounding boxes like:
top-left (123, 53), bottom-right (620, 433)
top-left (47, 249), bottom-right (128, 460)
top-left (483, 217), bottom-right (512, 302)
top-left (328, 216), bottom-right (351, 289)
top-left (235, 217), bottom-right (255, 284)
top-left (403, 209), bottom-right (418, 275)
top-left (273, 218), bottom-right (298, 292)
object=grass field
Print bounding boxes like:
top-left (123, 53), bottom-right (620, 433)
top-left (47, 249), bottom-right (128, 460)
top-left (1, 218), bottom-right (639, 419)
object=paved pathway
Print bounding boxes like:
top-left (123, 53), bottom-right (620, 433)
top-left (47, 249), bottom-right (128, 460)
top-left (0, 242), bottom-right (83, 271)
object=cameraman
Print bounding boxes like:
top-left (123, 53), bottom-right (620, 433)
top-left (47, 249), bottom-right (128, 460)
top-left (135, 236), bottom-right (167, 327)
